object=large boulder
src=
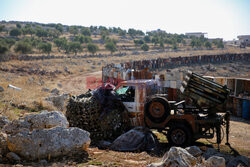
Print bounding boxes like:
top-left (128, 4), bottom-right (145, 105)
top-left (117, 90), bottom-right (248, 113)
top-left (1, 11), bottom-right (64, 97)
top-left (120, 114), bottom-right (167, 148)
top-left (3, 111), bottom-right (68, 134)
top-left (7, 127), bottom-right (90, 160)
top-left (109, 127), bottom-right (157, 152)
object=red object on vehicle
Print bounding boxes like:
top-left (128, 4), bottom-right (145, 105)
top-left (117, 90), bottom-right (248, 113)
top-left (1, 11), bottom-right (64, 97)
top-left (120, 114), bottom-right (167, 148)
top-left (98, 83), bottom-right (115, 90)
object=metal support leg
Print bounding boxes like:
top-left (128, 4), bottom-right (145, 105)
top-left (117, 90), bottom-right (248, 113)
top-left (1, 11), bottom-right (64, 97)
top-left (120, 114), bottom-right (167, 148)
top-left (224, 111), bottom-right (239, 156)
top-left (216, 125), bottom-right (221, 152)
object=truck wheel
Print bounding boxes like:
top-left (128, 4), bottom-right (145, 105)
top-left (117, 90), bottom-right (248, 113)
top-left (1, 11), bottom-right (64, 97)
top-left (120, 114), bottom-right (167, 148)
top-left (145, 98), bottom-right (170, 123)
top-left (167, 124), bottom-right (192, 147)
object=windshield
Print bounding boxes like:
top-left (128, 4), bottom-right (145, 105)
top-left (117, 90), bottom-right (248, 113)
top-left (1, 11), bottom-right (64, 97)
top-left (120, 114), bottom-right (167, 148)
top-left (116, 86), bottom-right (129, 95)
top-left (116, 86), bottom-right (135, 102)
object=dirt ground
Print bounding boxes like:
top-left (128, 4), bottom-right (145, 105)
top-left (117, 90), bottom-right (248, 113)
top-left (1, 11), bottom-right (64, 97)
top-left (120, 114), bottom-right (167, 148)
top-left (60, 71), bottom-right (102, 95)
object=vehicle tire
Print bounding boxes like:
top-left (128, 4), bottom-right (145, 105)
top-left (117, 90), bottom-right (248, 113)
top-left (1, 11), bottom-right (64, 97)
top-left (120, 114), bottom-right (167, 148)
top-left (167, 124), bottom-right (192, 147)
top-left (145, 98), bottom-right (170, 123)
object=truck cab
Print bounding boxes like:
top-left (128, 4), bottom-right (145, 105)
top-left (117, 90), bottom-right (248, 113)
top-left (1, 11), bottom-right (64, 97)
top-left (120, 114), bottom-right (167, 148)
top-left (115, 79), bottom-right (159, 126)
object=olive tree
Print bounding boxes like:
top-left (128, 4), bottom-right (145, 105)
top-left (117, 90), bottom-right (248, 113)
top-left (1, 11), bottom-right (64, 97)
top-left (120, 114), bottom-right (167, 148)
top-left (38, 42), bottom-right (52, 55)
top-left (14, 41), bottom-right (32, 54)
top-left (68, 42), bottom-right (82, 55)
top-left (141, 43), bottom-right (149, 51)
top-left (87, 43), bottom-right (99, 54)
top-left (10, 28), bottom-right (21, 37)
top-left (105, 42), bottom-right (117, 54)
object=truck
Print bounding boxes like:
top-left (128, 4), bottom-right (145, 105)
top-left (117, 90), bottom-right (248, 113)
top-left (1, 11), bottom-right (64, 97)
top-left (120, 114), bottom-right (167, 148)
top-left (67, 71), bottom-right (236, 152)
top-left (114, 71), bottom-right (232, 150)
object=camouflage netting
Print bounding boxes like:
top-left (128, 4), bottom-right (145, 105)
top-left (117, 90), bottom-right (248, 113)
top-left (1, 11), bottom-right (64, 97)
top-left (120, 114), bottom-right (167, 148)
top-left (66, 90), bottom-right (130, 143)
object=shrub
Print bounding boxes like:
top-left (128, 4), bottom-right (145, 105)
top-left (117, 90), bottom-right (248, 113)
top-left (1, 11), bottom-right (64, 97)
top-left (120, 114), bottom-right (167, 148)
top-left (0, 42), bottom-right (8, 54)
top-left (38, 42), bottom-right (52, 55)
top-left (105, 42), bottom-right (117, 54)
top-left (14, 41), bottom-right (32, 54)
top-left (141, 43), bottom-right (149, 51)
top-left (68, 42), bottom-right (82, 55)
top-left (9, 28), bottom-right (21, 37)
top-left (87, 43), bottom-right (99, 54)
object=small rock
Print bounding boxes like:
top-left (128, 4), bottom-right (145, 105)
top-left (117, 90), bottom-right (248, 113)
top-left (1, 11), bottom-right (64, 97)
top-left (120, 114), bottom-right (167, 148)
top-left (0, 132), bottom-right (8, 155)
top-left (98, 140), bottom-right (112, 149)
top-left (6, 152), bottom-right (21, 162)
top-left (202, 147), bottom-right (218, 159)
top-left (46, 94), bottom-right (69, 111)
top-left (0, 116), bottom-right (10, 129)
top-left (28, 77), bottom-right (34, 83)
top-left (64, 67), bottom-right (71, 73)
top-left (51, 88), bottom-right (59, 95)
top-left (0, 86), bottom-right (4, 92)
top-left (39, 159), bottom-right (48, 165)
top-left (205, 156), bottom-right (225, 167)
top-left (41, 87), bottom-right (50, 92)
top-left (57, 83), bottom-right (62, 88)
top-left (185, 146), bottom-right (202, 157)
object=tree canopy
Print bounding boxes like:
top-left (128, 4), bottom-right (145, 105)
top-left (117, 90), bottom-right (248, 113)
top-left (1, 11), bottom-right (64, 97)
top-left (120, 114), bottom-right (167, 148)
top-left (10, 28), bottom-right (22, 37)
top-left (81, 27), bottom-right (91, 36)
top-left (14, 41), bottom-right (32, 54)
top-left (68, 41), bottom-right (82, 55)
top-left (87, 43), bottom-right (99, 54)
top-left (105, 42), bottom-right (117, 54)
top-left (38, 42), bottom-right (52, 55)
top-left (141, 43), bottom-right (149, 51)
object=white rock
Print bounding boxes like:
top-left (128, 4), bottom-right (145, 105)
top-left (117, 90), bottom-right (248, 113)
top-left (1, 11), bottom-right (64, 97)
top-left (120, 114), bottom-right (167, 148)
top-left (3, 111), bottom-right (69, 134)
top-left (7, 127), bottom-right (90, 160)
top-left (24, 110), bottom-right (69, 129)
top-left (147, 147), bottom-right (197, 167)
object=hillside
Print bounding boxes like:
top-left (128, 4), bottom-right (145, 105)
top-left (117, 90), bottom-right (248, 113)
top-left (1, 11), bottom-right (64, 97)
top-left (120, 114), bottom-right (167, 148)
top-left (0, 21), bottom-right (237, 56)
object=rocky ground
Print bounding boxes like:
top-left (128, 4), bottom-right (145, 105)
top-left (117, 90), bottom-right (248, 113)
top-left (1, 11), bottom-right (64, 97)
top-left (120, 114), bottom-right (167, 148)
top-left (158, 61), bottom-right (250, 79)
